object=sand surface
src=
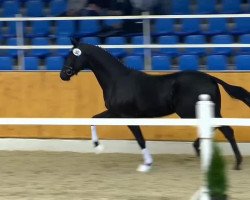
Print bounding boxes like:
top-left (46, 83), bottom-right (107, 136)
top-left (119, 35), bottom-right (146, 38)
top-left (0, 151), bottom-right (249, 200)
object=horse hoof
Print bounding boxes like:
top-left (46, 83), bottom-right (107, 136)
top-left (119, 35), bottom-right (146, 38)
top-left (94, 144), bottom-right (104, 154)
top-left (136, 164), bottom-right (152, 172)
top-left (234, 165), bottom-right (241, 170)
top-left (234, 163), bottom-right (242, 170)
top-left (193, 143), bottom-right (200, 157)
top-left (234, 157), bottom-right (243, 170)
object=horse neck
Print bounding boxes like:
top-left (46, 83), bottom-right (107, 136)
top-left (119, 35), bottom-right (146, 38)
top-left (83, 45), bottom-right (130, 91)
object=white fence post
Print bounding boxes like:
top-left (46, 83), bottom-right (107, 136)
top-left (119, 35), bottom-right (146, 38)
top-left (195, 94), bottom-right (215, 200)
top-left (15, 14), bottom-right (24, 70)
top-left (142, 11), bottom-right (152, 70)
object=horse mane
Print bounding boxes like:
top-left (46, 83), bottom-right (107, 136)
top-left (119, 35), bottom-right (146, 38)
top-left (79, 43), bottom-right (142, 75)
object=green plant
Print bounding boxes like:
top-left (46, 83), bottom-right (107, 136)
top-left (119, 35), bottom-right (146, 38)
top-left (207, 143), bottom-right (228, 199)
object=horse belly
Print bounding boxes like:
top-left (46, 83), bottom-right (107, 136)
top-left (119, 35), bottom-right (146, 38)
top-left (106, 98), bottom-right (172, 117)
top-left (137, 100), bottom-right (174, 117)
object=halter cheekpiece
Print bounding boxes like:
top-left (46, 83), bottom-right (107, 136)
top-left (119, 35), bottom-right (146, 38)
top-left (73, 48), bottom-right (82, 56)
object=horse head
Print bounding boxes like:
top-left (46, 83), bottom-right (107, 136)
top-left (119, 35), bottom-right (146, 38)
top-left (60, 37), bottom-right (89, 81)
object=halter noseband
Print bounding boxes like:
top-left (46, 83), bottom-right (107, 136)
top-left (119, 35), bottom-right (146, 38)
top-left (64, 66), bottom-right (75, 76)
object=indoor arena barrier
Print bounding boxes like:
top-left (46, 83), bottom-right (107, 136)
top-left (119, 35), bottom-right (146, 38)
top-left (0, 95), bottom-right (249, 200)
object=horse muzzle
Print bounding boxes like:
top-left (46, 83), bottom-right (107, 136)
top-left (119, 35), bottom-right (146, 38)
top-left (60, 66), bottom-right (75, 81)
top-left (60, 71), bottom-right (71, 81)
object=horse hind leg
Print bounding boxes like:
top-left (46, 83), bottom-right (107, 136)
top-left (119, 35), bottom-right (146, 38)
top-left (192, 124), bottom-right (243, 170)
top-left (128, 125), bottom-right (153, 172)
top-left (218, 125), bottom-right (243, 170)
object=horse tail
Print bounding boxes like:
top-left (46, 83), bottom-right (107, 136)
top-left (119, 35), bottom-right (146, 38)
top-left (209, 75), bottom-right (250, 107)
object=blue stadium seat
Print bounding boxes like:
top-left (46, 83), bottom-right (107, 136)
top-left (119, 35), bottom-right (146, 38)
top-left (49, 0), bottom-right (67, 16)
top-left (206, 55), bottom-right (228, 70)
top-left (26, 21), bottom-right (50, 37)
top-left (202, 18), bottom-right (228, 36)
top-left (229, 18), bottom-right (250, 35)
top-left (2, 3), bottom-right (26, 38)
top-left (124, 56), bottom-right (144, 70)
top-left (195, 0), bottom-right (216, 14)
top-left (45, 56), bottom-right (64, 70)
top-left (221, 0), bottom-right (241, 13)
top-left (3, 22), bottom-right (18, 38)
top-left (210, 34), bottom-right (234, 56)
top-left (152, 19), bottom-right (175, 36)
top-left (24, 56), bottom-right (39, 70)
top-left (2, 0), bottom-right (20, 17)
top-left (182, 35), bottom-right (206, 56)
top-left (175, 19), bottom-right (201, 36)
top-left (131, 36), bottom-right (145, 56)
top-left (179, 55), bottom-right (199, 70)
top-left (54, 20), bottom-right (75, 37)
top-left (105, 36), bottom-right (127, 58)
top-left (55, 37), bottom-right (71, 57)
top-left (75, 20), bottom-right (101, 37)
top-left (238, 34), bottom-right (250, 55)
top-left (0, 56), bottom-right (13, 70)
top-left (30, 37), bottom-right (50, 58)
top-left (7, 37), bottom-right (18, 57)
top-left (158, 35), bottom-right (180, 57)
top-left (152, 55), bottom-right (171, 70)
top-left (80, 37), bottom-right (101, 45)
top-left (25, 0), bottom-right (45, 17)
top-left (170, 0), bottom-right (190, 14)
top-left (235, 55), bottom-right (250, 70)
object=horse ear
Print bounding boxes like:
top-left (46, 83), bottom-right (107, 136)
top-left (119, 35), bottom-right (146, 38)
top-left (70, 37), bottom-right (80, 47)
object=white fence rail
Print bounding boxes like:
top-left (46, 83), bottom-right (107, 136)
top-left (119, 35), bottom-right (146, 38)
top-left (1, 44), bottom-right (250, 50)
top-left (0, 117), bottom-right (249, 126)
top-left (1, 13), bottom-right (250, 21)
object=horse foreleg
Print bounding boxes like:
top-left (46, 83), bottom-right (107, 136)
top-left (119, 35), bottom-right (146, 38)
top-left (218, 126), bottom-right (243, 170)
top-left (91, 110), bottom-right (113, 153)
top-left (90, 125), bottom-right (104, 153)
top-left (128, 125), bottom-right (153, 172)
top-left (193, 138), bottom-right (200, 157)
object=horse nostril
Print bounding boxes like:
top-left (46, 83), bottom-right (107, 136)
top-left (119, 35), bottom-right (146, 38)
top-left (65, 69), bottom-right (73, 76)
top-left (60, 71), bottom-right (70, 81)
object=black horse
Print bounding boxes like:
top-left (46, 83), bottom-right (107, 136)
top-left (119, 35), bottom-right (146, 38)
top-left (60, 38), bottom-right (250, 171)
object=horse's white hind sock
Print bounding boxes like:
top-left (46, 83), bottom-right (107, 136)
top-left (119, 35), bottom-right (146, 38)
top-left (142, 148), bottom-right (153, 165)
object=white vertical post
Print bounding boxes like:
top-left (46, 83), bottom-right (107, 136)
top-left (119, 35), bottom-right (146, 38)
top-left (196, 94), bottom-right (215, 200)
top-left (16, 14), bottom-right (25, 70)
top-left (142, 12), bottom-right (152, 70)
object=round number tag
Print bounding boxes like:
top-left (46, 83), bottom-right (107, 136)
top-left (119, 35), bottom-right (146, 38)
top-left (73, 48), bottom-right (82, 56)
